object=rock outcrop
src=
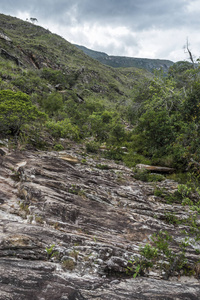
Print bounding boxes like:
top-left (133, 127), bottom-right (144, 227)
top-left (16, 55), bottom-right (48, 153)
top-left (0, 144), bottom-right (200, 299)
top-left (1, 48), bottom-right (23, 66)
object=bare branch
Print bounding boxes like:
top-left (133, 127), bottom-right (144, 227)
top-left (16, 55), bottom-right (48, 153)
top-left (185, 38), bottom-right (195, 65)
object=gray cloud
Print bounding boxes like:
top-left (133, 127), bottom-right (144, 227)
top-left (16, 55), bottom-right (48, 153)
top-left (1, 0), bottom-right (192, 29)
top-left (1, 0), bottom-right (200, 61)
top-left (74, 0), bottom-right (189, 29)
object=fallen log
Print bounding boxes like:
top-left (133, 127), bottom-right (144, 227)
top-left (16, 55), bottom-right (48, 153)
top-left (136, 164), bottom-right (175, 173)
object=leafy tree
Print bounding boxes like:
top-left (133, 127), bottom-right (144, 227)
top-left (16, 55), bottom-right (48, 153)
top-left (40, 92), bottom-right (63, 116)
top-left (46, 118), bottom-right (80, 141)
top-left (87, 110), bottom-right (125, 143)
top-left (0, 90), bottom-right (46, 136)
top-left (41, 68), bottom-right (79, 89)
top-left (183, 81), bottom-right (200, 122)
top-left (168, 61), bottom-right (197, 90)
top-left (137, 110), bottom-right (174, 152)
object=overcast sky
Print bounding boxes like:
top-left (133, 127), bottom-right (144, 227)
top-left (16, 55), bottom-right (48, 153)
top-left (1, 0), bottom-right (200, 62)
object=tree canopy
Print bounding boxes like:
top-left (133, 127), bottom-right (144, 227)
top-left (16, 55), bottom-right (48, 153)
top-left (0, 90), bottom-right (46, 136)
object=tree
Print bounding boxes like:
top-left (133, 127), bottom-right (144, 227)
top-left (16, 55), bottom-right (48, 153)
top-left (40, 92), bottom-right (63, 116)
top-left (0, 90), bottom-right (46, 136)
top-left (30, 18), bottom-right (38, 24)
top-left (168, 61), bottom-right (194, 90)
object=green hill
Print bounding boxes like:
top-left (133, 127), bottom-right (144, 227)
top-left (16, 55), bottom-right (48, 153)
top-left (0, 13), bottom-right (152, 150)
top-left (0, 13), bottom-right (150, 103)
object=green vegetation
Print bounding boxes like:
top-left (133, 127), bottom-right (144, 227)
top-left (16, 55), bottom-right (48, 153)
top-left (127, 177), bottom-right (200, 279)
top-left (127, 231), bottom-right (190, 279)
top-left (1, 14), bottom-right (200, 176)
top-left (2, 14), bottom-right (200, 281)
top-left (45, 244), bottom-right (56, 259)
top-left (127, 64), bottom-right (200, 173)
top-left (0, 90), bottom-right (46, 137)
top-left (45, 243), bottom-right (77, 271)
top-left (132, 169), bottom-right (165, 182)
top-left (127, 243), bottom-right (158, 278)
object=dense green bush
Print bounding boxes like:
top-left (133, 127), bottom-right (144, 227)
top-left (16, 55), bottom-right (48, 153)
top-left (133, 169), bottom-right (165, 182)
top-left (85, 141), bottom-right (100, 153)
top-left (40, 92), bottom-right (63, 116)
top-left (46, 119), bottom-right (80, 140)
top-left (122, 151), bottom-right (151, 168)
top-left (0, 89), bottom-right (46, 136)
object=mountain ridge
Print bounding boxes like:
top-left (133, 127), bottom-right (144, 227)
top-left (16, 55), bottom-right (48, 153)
top-left (75, 44), bottom-right (174, 72)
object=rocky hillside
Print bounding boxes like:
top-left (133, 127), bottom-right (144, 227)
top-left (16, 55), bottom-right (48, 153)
top-left (1, 143), bottom-right (200, 299)
top-left (0, 13), bottom-right (151, 104)
top-left (1, 14), bottom-right (200, 300)
top-left (75, 44), bottom-right (174, 73)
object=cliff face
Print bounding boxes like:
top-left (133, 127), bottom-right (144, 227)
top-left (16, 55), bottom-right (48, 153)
top-left (0, 143), bottom-right (200, 299)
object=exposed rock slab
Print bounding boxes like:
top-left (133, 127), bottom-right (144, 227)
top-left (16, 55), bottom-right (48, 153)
top-left (0, 146), bottom-right (199, 299)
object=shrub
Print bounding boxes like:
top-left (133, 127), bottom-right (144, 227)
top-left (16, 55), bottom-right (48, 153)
top-left (40, 92), bottom-right (63, 116)
top-left (127, 244), bottom-right (158, 278)
top-left (123, 151), bottom-right (151, 168)
top-left (127, 231), bottom-right (188, 279)
top-left (103, 146), bottom-right (124, 161)
top-left (46, 119), bottom-right (80, 140)
top-left (85, 141), bottom-right (100, 153)
top-left (45, 244), bottom-right (55, 259)
top-left (0, 89), bottom-right (46, 136)
top-left (54, 144), bottom-right (64, 151)
top-left (133, 169), bottom-right (165, 182)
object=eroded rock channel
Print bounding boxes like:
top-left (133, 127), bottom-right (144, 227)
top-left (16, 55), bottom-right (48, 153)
top-left (0, 145), bottom-right (200, 299)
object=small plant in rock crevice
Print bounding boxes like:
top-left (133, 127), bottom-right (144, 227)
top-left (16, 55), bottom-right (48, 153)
top-left (18, 201), bottom-right (29, 218)
top-left (126, 244), bottom-right (158, 278)
top-left (45, 244), bottom-right (56, 259)
top-left (127, 231), bottom-right (189, 279)
top-left (95, 163), bottom-right (110, 170)
top-left (53, 143), bottom-right (64, 151)
top-left (163, 211), bottom-right (180, 225)
top-left (69, 249), bottom-right (79, 261)
top-left (62, 258), bottom-right (75, 271)
top-left (68, 184), bottom-right (85, 197)
top-left (45, 245), bottom-right (60, 261)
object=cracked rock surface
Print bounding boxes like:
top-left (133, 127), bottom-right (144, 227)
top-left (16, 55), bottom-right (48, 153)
top-left (0, 145), bottom-right (200, 299)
